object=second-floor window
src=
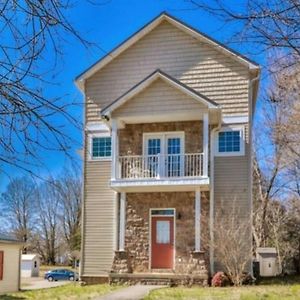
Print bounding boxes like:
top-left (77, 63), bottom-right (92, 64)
top-left (91, 136), bottom-right (111, 159)
top-left (215, 126), bottom-right (245, 156)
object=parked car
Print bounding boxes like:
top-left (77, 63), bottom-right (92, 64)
top-left (44, 269), bottom-right (78, 281)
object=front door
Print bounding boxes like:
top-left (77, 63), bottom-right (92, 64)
top-left (151, 215), bottom-right (174, 269)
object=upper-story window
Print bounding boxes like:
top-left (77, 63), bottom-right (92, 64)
top-left (215, 126), bottom-right (245, 156)
top-left (89, 132), bottom-right (111, 160)
top-left (92, 136), bottom-right (111, 159)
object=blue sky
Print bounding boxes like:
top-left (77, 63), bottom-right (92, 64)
top-left (0, 0), bottom-right (267, 191)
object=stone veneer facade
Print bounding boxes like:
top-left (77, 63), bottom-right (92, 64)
top-left (111, 191), bottom-right (209, 283)
top-left (119, 121), bottom-right (203, 156)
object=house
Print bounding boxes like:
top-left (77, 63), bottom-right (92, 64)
top-left (75, 12), bottom-right (260, 285)
top-left (0, 234), bottom-right (23, 294)
top-left (21, 254), bottom-right (40, 278)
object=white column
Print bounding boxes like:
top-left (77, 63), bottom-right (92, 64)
top-left (203, 113), bottom-right (209, 177)
top-left (111, 119), bottom-right (118, 180)
top-left (119, 192), bottom-right (126, 251)
top-left (195, 188), bottom-right (201, 252)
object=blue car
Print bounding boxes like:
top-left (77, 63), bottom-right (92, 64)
top-left (44, 269), bottom-right (78, 281)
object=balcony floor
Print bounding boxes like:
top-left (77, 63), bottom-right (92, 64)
top-left (110, 177), bottom-right (209, 192)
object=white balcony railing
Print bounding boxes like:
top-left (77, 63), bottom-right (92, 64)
top-left (117, 153), bottom-right (204, 180)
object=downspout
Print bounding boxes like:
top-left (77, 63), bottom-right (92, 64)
top-left (209, 110), bottom-right (222, 276)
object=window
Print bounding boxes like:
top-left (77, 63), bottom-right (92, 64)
top-left (151, 209), bottom-right (175, 216)
top-left (215, 126), bottom-right (245, 156)
top-left (91, 136), bottom-right (111, 159)
top-left (156, 221), bottom-right (170, 244)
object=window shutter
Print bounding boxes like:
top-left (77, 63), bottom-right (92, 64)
top-left (0, 251), bottom-right (3, 280)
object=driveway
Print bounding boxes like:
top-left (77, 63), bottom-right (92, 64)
top-left (21, 277), bottom-right (70, 290)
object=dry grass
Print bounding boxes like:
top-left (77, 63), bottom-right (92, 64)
top-left (0, 283), bottom-right (120, 300)
top-left (144, 276), bottom-right (300, 300)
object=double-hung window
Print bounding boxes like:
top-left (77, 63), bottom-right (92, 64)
top-left (215, 126), bottom-right (245, 156)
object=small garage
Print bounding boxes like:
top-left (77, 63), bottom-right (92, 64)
top-left (256, 247), bottom-right (280, 277)
top-left (21, 254), bottom-right (40, 277)
top-left (0, 233), bottom-right (23, 294)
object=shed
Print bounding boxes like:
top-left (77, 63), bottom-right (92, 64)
top-left (21, 254), bottom-right (40, 277)
top-left (256, 247), bottom-right (280, 277)
top-left (0, 233), bottom-right (23, 294)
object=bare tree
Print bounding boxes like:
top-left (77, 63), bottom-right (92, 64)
top-left (187, 0), bottom-right (300, 63)
top-left (36, 181), bottom-right (62, 265)
top-left (0, 0), bottom-right (106, 175)
top-left (0, 177), bottom-right (37, 252)
top-left (208, 206), bottom-right (252, 286)
top-left (55, 168), bottom-right (82, 254)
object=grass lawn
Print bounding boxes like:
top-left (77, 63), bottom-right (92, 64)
top-left (144, 276), bottom-right (300, 300)
top-left (0, 283), bottom-right (120, 300)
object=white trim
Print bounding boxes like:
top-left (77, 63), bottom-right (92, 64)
top-left (88, 132), bottom-right (112, 161)
top-left (119, 192), bottom-right (126, 251)
top-left (143, 132), bottom-right (185, 178)
top-left (203, 113), bottom-right (209, 177)
top-left (111, 120), bottom-right (118, 179)
top-left (195, 188), bottom-right (201, 252)
top-left (85, 122), bottom-right (110, 132)
top-left (222, 115), bottom-right (249, 124)
top-left (75, 13), bottom-right (258, 90)
top-left (113, 192), bottom-right (118, 251)
top-left (143, 132), bottom-right (185, 156)
top-left (214, 125), bottom-right (245, 157)
top-left (149, 208), bottom-right (176, 270)
top-left (101, 71), bottom-right (218, 116)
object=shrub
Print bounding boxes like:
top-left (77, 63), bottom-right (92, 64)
top-left (211, 271), bottom-right (231, 287)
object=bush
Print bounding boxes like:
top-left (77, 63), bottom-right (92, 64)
top-left (211, 271), bottom-right (231, 287)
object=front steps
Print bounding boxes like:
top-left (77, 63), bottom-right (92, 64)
top-left (109, 272), bottom-right (208, 286)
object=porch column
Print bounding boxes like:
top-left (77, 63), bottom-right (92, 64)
top-left (195, 187), bottom-right (201, 252)
top-left (119, 192), bottom-right (126, 251)
top-left (111, 119), bottom-right (118, 180)
top-left (203, 112), bottom-right (209, 177)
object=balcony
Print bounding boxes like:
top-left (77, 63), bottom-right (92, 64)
top-left (110, 153), bottom-right (209, 192)
top-left (119, 153), bottom-right (204, 179)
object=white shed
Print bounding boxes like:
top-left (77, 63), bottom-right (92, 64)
top-left (256, 247), bottom-right (280, 277)
top-left (21, 254), bottom-right (40, 277)
top-left (0, 234), bottom-right (23, 294)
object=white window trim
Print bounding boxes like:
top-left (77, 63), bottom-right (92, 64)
top-left (88, 131), bottom-right (112, 161)
top-left (142, 132), bottom-right (185, 156)
top-left (214, 125), bottom-right (245, 156)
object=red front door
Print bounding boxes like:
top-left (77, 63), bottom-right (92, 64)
top-left (151, 216), bottom-right (174, 269)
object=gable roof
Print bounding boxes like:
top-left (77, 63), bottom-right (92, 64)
top-left (101, 69), bottom-right (219, 116)
top-left (75, 12), bottom-right (259, 90)
top-left (0, 233), bottom-right (23, 244)
top-left (22, 254), bottom-right (39, 261)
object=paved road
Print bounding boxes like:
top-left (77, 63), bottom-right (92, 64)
top-left (94, 285), bottom-right (163, 300)
top-left (21, 277), bottom-right (70, 290)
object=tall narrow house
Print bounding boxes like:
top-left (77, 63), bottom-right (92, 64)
top-left (76, 13), bottom-right (260, 285)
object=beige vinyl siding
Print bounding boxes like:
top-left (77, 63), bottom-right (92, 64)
top-left (113, 78), bottom-right (206, 118)
top-left (0, 243), bottom-right (21, 294)
top-left (86, 20), bottom-right (249, 122)
top-left (82, 158), bottom-right (116, 276)
top-left (213, 124), bottom-right (251, 271)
